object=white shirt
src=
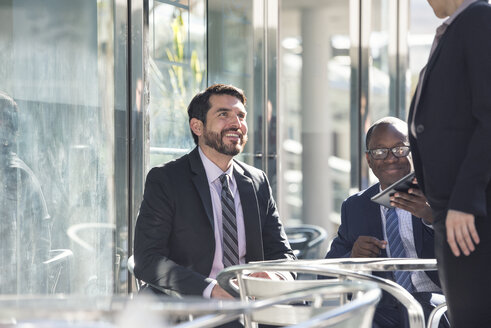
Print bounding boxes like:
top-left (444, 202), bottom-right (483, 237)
top-left (379, 205), bottom-right (441, 293)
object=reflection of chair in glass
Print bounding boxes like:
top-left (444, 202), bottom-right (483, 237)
top-left (285, 225), bottom-right (327, 259)
top-left (427, 303), bottom-right (447, 328)
top-left (217, 262), bottom-right (382, 327)
top-left (67, 222), bottom-right (117, 293)
top-left (44, 249), bottom-right (74, 294)
top-left (218, 261), bottom-right (427, 328)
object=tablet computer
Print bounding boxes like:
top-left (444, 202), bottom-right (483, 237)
top-left (370, 171), bottom-right (417, 208)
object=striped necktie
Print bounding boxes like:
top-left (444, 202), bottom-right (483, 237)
top-left (386, 207), bottom-right (414, 292)
top-left (220, 174), bottom-right (239, 267)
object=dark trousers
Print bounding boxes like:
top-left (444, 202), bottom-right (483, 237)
top-left (433, 214), bottom-right (491, 328)
top-left (373, 291), bottom-right (449, 328)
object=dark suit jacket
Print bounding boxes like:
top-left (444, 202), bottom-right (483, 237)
top-left (326, 184), bottom-right (440, 286)
top-left (134, 147), bottom-right (295, 296)
top-left (408, 0), bottom-right (491, 220)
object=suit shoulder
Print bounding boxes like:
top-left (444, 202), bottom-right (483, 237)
top-left (460, 1), bottom-right (491, 26)
top-left (343, 184), bottom-right (379, 206)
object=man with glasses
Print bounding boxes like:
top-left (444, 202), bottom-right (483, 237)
top-left (326, 117), bottom-right (448, 328)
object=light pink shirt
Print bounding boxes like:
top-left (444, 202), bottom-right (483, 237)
top-left (198, 147), bottom-right (247, 298)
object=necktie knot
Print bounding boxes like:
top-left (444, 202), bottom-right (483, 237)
top-left (219, 174), bottom-right (229, 188)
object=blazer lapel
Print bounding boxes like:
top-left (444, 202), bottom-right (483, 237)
top-left (189, 147), bottom-right (215, 230)
top-left (233, 163), bottom-right (264, 261)
top-left (416, 26), bottom-right (450, 117)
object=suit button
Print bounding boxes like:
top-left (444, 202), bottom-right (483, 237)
top-left (416, 124), bottom-right (424, 133)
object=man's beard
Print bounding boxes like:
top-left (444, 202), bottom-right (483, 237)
top-left (203, 128), bottom-right (248, 156)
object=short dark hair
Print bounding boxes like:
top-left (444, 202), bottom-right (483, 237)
top-left (365, 116), bottom-right (408, 150)
top-left (187, 84), bottom-right (246, 145)
top-left (0, 91), bottom-right (19, 135)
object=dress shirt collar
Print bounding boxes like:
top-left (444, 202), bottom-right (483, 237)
top-left (198, 146), bottom-right (235, 185)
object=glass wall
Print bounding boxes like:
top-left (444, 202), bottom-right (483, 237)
top-left (0, 0), bottom-right (448, 297)
top-left (278, 0), bottom-right (351, 237)
top-left (0, 0), bottom-right (127, 295)
top-left (147, 0), bottom-right (206, 168)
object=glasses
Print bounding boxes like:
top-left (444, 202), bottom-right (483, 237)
top-left (366, 146), bottom-right (410, 160)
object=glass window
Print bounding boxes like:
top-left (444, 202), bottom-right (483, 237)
top-left (279, 0), bottom-right (351, 234)
top-left (0, 0), bottom-right (125, 295)
top-left (407, 0), bottom-right (444, 108)
top-left (148, 0), bottom-right (206, 167)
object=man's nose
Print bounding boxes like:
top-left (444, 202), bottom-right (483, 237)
top-left (385, 150), bottom-right (399, 162)
top-left (229, 114), bottom-right (241, 128)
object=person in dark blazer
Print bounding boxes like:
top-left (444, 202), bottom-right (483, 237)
top-left (134, 84), bottom-right (295, 299)
top-left (407, 0), bottom-right (491, 326)
top-left (326, 117), bottom-right (448, 328)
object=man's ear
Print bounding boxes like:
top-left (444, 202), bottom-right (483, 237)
top-left (366, 152), bottom-right (372, 169)
top-left (190, 118), bottom-right (203, 137)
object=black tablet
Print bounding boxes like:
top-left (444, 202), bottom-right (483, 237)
top-left (370, 171), bottom-right (417, 208)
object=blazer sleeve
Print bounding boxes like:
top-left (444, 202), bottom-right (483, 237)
top-left (325, 200), bottom-right (353, 258)
top-left (259, 171), bottom-right (296, 261)
top-left (448, 8), bottom-right (491, 216)
top-left (133, 167), bottom-right (212, 296)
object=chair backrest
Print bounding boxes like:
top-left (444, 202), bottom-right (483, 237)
top-left (217, 263), bottom-right (382, 327)
top-left (126, 254), bottom-right (141, 291)
top-left (217, 261), bottom-right (426, 328)
top-left (427, 302), bottom-right (447, 328)
top-left (44, 248), bottom-right (73, 294)
top-left (178, 281), bottom-right (380, 328)
top-left (127, 254), bottom-right (183, 297)
top-left (285, 225), bottom-right (328, 259)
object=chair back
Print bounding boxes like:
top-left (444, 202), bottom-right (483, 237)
top-left (218, 263), bottom-right (381, 327)
top-left (218, 261), bottom-right (426, 328)
top-left (285, 225), bottom-right (328, 259)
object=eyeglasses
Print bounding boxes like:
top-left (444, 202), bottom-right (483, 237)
top-left (366, 146), bottom-right (410, 160)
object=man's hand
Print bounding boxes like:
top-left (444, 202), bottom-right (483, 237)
top-left (390, 178), bottom-right (434, 223)
top-left (351, 236), bottom-right (387, 257)
top-left (211, 284), bottom-right (234, 299)
top-left (446, 209), bottom-right (480, 257)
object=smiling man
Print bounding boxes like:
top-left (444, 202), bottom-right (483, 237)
top-left (326, 117), bottom-right (448, 328)
top-left (134, 84), bottom-right (295, 299)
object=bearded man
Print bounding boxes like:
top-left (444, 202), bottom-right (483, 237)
top-left (134, 84), bottom-right (295, 299)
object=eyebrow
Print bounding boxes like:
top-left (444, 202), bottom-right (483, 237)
top-left (371, 142), bottom-right (408, 148)
top-left (215, 107), bottom-right (247, 115)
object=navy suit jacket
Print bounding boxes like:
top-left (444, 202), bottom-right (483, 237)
top-left (134, 147), bottom-right (295, 296)
top-left (408, 0), bottom-right (491, 220)
top-left (326, 184), bottom-right (440, 286)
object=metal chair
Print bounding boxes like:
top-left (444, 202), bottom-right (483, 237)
top-left (285, 224), bottom-right (328, 259)
top-left (217, 262), bottom-right (385, 327)
top-left (217, 260), bottom-right (427, 328)
top-left (127, 254), bottom-right (183, 297)
top-left (427, 302), bottom-right (447, 328)
top-left (0, 285), bottom-right (380, 328)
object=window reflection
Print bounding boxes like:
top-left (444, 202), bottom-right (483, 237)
top-left (279, 1), bottom-right (351, 234)
top-left (148, 0), bottom-right (206, 167)
top-left (0, 0), bottom-right (120, 295)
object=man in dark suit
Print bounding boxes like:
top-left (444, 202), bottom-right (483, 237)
top-left (326, 117), bottom-right (448, 328)
top-left (134, 84), bottom-right (295, 299)
top-left (407, 0), bottom-right (491, 326)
